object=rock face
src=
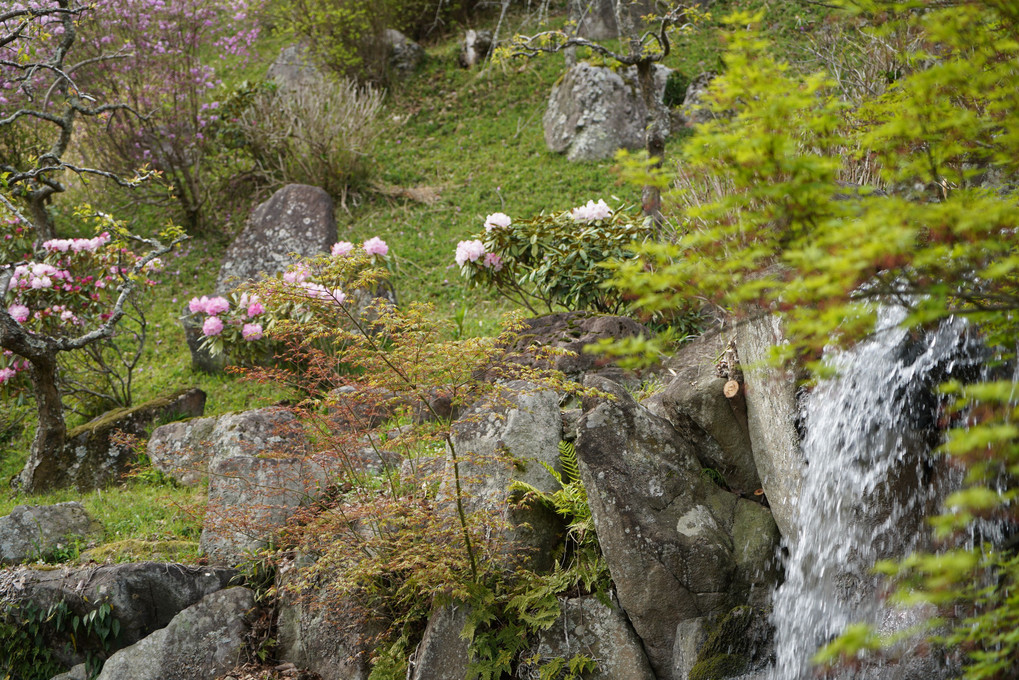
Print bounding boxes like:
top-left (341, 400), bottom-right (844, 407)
top-left (215, 184), bottom-right (336, 294)
top-left (687, 606), bottom-right (774, 680)
top-left (519, 595), bottom-right (656, 680)
top-left (147, 407), bottom-right (309, 486)
top-left (734, 315), bottom-right (804, 540)
top-left (200, 453), bottom-right (329, 563)
top-left (568, 0), bottom-right (619, 39)
top-left (277, 579), bottom-right (378, 680)
top-left (408, 604), bottom-right (471, 680)
top-left (504, 312), bottom-right (651, 387)
top-left (649, 332), bottom-right (761, 495)
top-left (0, 502), bottom-right (102, 565)
top-left (575, 376), bottom-right (780, 680)
top-left (446, 382), bottom-right (565, 571)
top-left (677, 72), bottom-right (718, 127)
top-left (19, 388), bottom-right (206, 492)
top-left (95, 587), bottom-right (254, 680)
top-left (383, 28), bottom-right (424, 76)
top-left (0, 562), bottom-right (235, 667)
top-left (458, 29), bottom-right (492, 68)
top-left (267, 43), bottom-right (322, 92)
top-left (543, 62), bottom-right (670, 161)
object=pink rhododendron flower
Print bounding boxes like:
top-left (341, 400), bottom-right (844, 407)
top-left (570, 199), bottom-right (612, 222)
top-left (482, 253), bottom-right (503, 271)
top-left (363, 237), bottom-right (389, 256)
top-left (331, 241), bottom-right (354, 257)
top-left (8, 304), bottom-right (29, 323)
top-left (242, 323), bottom-right (263, 341)
top-left (247, 301), bottom-right (265, 317)
top-left (0, 367), bottom-right (16, 384)
top-left (484, 212), bottom-right (512, 231)
top-left (204, 296), bottom-right (229, 315)
top-left (202, 316), bottom-right (224, 336)
top-left (283, 265), bottom-right (311, 284)
top-left (455, 240), bottom-right (486, 267)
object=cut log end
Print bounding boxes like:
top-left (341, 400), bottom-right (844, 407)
top-left (723, 380), bottom-right (741, 399)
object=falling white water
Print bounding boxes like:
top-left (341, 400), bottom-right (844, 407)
top-left (770, 307), bottom-right (980, 679)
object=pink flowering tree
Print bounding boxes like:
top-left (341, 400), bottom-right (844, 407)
top-left (74, 0), bottom-right (261, 231)
top-left (0, 198), bottom-right (186, 492)
top-left (456, 205), bottom-right (646, 314)
top-left (187, 237), bottom-right (391, 364)
top-left (0, 0), bottom-right (156, 240)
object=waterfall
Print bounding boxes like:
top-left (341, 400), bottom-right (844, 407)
top-left (769, 307), bottom-right (982, 679)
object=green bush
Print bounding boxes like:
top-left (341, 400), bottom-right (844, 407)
top-left (455, 202), bottom-right (648, 315)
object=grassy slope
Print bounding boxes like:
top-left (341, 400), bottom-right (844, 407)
top-left (0, 0), bottom-right (830, 557)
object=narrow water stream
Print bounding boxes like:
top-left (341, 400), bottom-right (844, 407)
top-left (769, 308), bottom-right (980, 679)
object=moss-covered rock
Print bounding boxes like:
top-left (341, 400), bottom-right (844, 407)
top-left (60, 388), bottom-right (206, 491)
top-left (688, 606), bottom-right (774, 680)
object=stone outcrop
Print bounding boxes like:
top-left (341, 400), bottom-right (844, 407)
top-left (277, 573), bottom-right (379, 680)
top-left (576, 376), bottom-right (780, 680)
top-left (267, 44), bottom-right (322, 92)
top-left (519, 595), bottom-right (656, 680)
top-left (215, 184), bottom-right (336, 294)
top-left (0, 562), bottom-right (235, 668)
top-left (568, 0), bottom-right (619, 39)
top-left (200, 454), bottom-right (330, 563)
top-left (383, 29), bottom-right (424, 76)
top-left (676, 72), bottom-right (718, 127)
top-left (19, 388), bottom-right (206, 492)
top-left (501, 311), bottom-right (651, 388)
top-left (543, 62), bottom-right (670, 161)
top-left (648, 332), bottom-right (761, 495)
top-left (408, 603), bottom-right (471, 680)
top-left (95, 587), bottom-right (254, 680)
top-left (0, 502), bottom-right (102, 565)
top-left (147, 407), bottom-right (309, 486)
top-left (445, 382), bottom-right (565, 571)
top-left (734, 315), bottom-right (804, 539)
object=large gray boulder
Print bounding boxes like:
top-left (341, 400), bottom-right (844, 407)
top-left (408, 603), bottom-right (471, 680)
top-left (215, 184), bottom-right (336, 294)
top-left (568, 0), bottom-right (618, 39)
top-left (502, 312), bottom-right (651, 388)
top-left (95, 587), bottom-right (254, 680)
top-left (147, 407), bottom-right (310, 487)
top-left (444, 382), bottom-right (565, 571)
top-left (267, 44), bottom-right (322, 92)
top-left (0, 562), bottom-right (235, 668)
top-left (575, 376), bottom-right (780, 680)
top-left (200, 454), bottom-right (329, 563)
top-left (648, 332), bottom-right (761, 495)
top-left (0, 502), bottom-right (102, 564)
top-left (18, 388), bottom-right (206, 492)
top-left (734, 314), bottom-right (804, 540)
top-left (543, 62), bottom-right (670, 161)
top-left (383, 29), bottom-right (424, 76)
top-left (518, 595), bottom-right (656, 680)
top-left (277, 570), bottom-right (379, 680)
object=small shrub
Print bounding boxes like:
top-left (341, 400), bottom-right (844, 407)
top-left (663, 70), bottom-right (690, 108)
top-left (455, 201), bottom-right (649, 315)
top-left (235, 77), bottom-right (385, 209)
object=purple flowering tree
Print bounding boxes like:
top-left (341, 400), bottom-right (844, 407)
top-left (75, 0), bottom-right (261, 231)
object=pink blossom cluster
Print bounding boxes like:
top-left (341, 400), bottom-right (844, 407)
top-left (455, 240), bottom-right (502, 271)
top-left (332, 237), bottom-right (389, 258)
top-left (0, 351), bottom-right (29, 385)
top-left (189, 295), bottom-right (230, 315)
top-left (363, 237), bottom-right (389, 257)
top-left (7, 263), bottom-right (71, 291)
top-left (42, 232), bottom-right (111, 253)
top-left (570, 199), bottom-right (613, 222)
top-left (297, 282), bottom-right (346, 304)
top-left (189, 291), bottom-right (266, 339)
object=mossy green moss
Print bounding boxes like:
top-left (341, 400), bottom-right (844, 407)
top-left (689, 606), bottom-right (773, 680)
